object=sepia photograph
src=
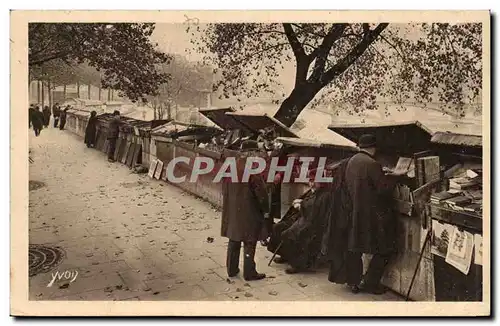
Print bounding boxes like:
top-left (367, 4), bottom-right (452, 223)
top-left (10, 10), bottom-right (490, 316)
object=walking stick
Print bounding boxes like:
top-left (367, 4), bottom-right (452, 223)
top-left (268, 241), bottom-right (283, 266)
top-left (405, 229), bottom-right (431, 301)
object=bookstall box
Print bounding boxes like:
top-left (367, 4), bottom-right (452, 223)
top-left (65, 108), bottom-right (91, 137)
top-left (427, 131), bottom-right (483, 301)
top-left (148, 120), bottom-right (225, 206)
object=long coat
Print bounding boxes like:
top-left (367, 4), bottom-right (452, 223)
top-left (31, 110), bottom-right (44, 129)
top-left (107, 116), bottom-right (120, 139)
top-left (221, 173), bottom-right (270, 242)
top-left (84, 116), bottom-right (98, 146)
top-left (344, 151), bottom-right (397, 255)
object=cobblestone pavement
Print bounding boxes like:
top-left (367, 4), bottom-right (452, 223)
top-left (28, 127), bottom-right (402, 302)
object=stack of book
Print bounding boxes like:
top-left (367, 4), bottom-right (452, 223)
top-left (449, 168), bottom-right (482, 190)
top-left (430, 190), bottom-right (482, 215)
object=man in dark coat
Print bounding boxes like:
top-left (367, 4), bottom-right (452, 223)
top-left (59, 106), bottom-right (69, 130)
top-left (328, 134), bottom-right (406, 294)
top-left (268, 174), bottom-right (333, 274)
top-left (221, 143), bottom-right (272, 281)
top-left (31, 106), bottom-right (44, 136)
top-left (42, 105), bottom-right (51, 127)
top-left (84, 110), bottom-right (98, 148)
top-left (52, 103), bottom-right (61, 128)
top-left (107, 110), bottom-right (121, 162)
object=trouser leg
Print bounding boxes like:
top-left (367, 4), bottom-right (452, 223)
top-left (345, 251), bottom-right (363, 286)
top-left (107, 138), bottom-right (117, 160)
top-left (363, 253), bottom-right (391, 288)
top-left (243, 241), bottom-right (265, 281)
top-left (226, 240), bottom-right (241, 277)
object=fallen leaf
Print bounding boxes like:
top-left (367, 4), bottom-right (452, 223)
top-left (298, 282), bottom-right (308, 288)
top-left (268, 291), bottom-right (278, 296)
top-left (244, 292), bottom-right (253, 298)
top-left (59, 283), bottom-right (70, 289)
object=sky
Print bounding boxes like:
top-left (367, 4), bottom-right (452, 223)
top-left (150, 23), bottom-right (205, 62)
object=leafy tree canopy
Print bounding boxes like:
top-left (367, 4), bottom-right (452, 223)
top-left (188, 23), bottom-right (482, 126)
top-left (29, 23), bottom-right (170, 102)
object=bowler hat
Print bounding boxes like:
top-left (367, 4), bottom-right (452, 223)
top-left (358, 134), bottom-right (377, 148)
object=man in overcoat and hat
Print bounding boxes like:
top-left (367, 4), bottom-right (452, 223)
top-left (221, 141), bottom-right (272, 281)
top-left (330, 134), bottom-right (407, 294)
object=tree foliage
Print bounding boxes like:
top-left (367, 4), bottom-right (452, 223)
top-left (188, 23), bottom-right (482, 126)
top-left (29, 23), bottom-right (170, 102)
top-left (30, 60), bottom-right (102, 87)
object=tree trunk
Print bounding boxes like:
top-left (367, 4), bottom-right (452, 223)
top-left (63, 84), bottom-right (67, 99)
top-left (167, 103), bottom-right (172, 120)
top-left (273, 84), bottom-right (322, 127)
top-left (88, 84), bottom-right (91, 99)
top-left (111, 90), bottom-right (114, 101)
top-left (41, 81), bottom-right (45, 107)
top-left (37, 80), bottom-right (41, 104)
top-left (107, 89), bottom-right (111, 101)
top-left (98, 86), bottom-right (101, 101)
top-left (48, 80), bottom-right (52, 108)
top-left (76, 81), bottom-right (80, 98)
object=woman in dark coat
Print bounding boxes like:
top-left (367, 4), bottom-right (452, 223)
top-left (221, 144), bottom-right (272, 281)
top-left (84, 111), bottom-right (98, 148)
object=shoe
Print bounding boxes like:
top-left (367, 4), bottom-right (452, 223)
top-left (349, 284), bottom-right (361, 294)
top-left (273, 256), bottom-right (287, 264)
top-left (358, 281), bottom-right (387, 295)
top-left (243, 243), bottom-right (266, 281)
top-left (285, 267), bottom-right (303, 274)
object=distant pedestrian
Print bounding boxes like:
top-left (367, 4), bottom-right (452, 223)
top-left (59, 106), bottom-right (69, 130)
top-left (31, 106), bottom-right (44, 137)
top-left (84, 110), bottom-right (98, 148)
top-left (42, 105), bottom-right (51, 127)
top-left (107, 110), bottom-right (121, 162)
top-left (28, 104), bottom-right (36, 129)
top-left (52, 103), bottom-right (61, 128)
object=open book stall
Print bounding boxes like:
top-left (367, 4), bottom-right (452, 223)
top-left (426, 131), bottom-right (483, 301)
top-left (329, 121), bottom-right (441, 301)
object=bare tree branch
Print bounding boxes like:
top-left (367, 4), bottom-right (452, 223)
top-left (320, 23), bottom-right (389, 86)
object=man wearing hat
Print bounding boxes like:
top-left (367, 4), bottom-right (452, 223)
top-left (221, 140), bottom-right (272, 281)
top-left (341, 133), bottom-right (407, 294)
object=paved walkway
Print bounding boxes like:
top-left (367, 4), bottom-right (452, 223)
top-left (28, 126), bottom-right (402, 301)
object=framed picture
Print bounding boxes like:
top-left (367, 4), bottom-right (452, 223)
top-left (154, 160), bottom-right (164, 180)
top-left (148, 158), bottom-right (158, 178)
